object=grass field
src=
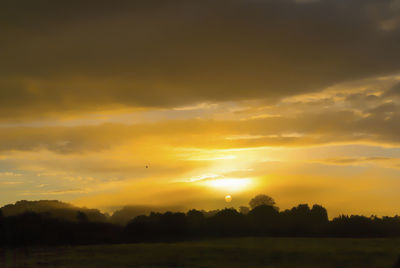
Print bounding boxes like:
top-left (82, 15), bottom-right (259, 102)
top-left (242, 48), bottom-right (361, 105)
top-left (2, 237), bottom-right (400, 267)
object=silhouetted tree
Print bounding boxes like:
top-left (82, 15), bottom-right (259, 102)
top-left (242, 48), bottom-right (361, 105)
top-left (76, 211), bottom-right (88, 222)
top-left (280, 204), bottom-right (314, 235)
top-left (249, 194), bottom-right (276, 210)
top-left (187, 209), bottom-right (204, 220)
top-left (0, 209), bottom-right (3, 228)
top-left (1, 200), bottom-right (107, 222)
top-left (208, 208), bottom-right (246, 236)
top-left (3, 198), bottom-right (400, 246)
top-left (248, 205), bottom-right (280, 235)
top-left (158, 212), bottom-right (187, 239)
top-left (186, 209), bottom-right (205, 236)
top-left (310, 205), bottom-right (328, 221)
top-left (124, 215), bottom-right (153, 242)
top-left (124, 211), bottom-right (187, 242)
top-left (203, 209), bottom-right (220, 217)
top-left (330, 215), bottom-right (378, 237)
top-left (0, 209), bottom-right (4, 246)
top-left (309, 204), bottom-right (329, 235)
top-left (239, 206), bottom-right (250, 215)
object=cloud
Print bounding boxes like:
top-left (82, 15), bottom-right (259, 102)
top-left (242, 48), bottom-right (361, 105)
top-left (0, 105), bottom-right (399, 154)
top-left (0, 172), bottom-right (22, 177)
top-left (1, 75), bottom-right (400, 155)
top-left (0, 181), bottom-right (23, 186)
top-left (1, 0), bottom-right (400, 120)
top-left (385, 82), bottom-right (400, 96)
top-left (313, 156), bottom-right (395, 165)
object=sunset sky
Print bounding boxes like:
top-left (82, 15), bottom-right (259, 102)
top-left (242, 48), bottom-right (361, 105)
top-left (1, 0), bottom-right (400, 217)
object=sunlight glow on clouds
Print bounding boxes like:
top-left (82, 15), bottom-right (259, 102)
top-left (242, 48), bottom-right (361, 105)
top-left (1, 0), bottom-right (400, 216)
top-left (200, 178), bottom-right (253, 193)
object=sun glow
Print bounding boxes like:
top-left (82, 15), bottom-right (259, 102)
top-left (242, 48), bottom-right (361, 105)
top-left (201, 178), bottom-right (253, 192)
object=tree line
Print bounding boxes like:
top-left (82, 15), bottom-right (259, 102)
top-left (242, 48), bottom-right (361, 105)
top-left (1, 195), bottom-right (400, 247)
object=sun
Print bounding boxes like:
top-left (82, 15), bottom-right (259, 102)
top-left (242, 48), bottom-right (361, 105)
top-left (225, 195), bottom-right (232, 203)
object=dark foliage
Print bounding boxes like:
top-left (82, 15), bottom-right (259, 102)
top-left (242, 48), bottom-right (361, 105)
top-left (2, 201), bottom-right (400, 247)
top-left (123, 204), bottom-right (400, 242)
top-left (124, 212), bottom-right (187, 242)
top-left (1, 200), bottom-right (107, 222)
top-left (0, 211), bottom-right (122, 247)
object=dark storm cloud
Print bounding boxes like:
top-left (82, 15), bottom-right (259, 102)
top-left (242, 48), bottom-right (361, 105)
top-left (385, 82), bottom-right (400, 96)
top-left (1, 0), bottom-right (400, 120)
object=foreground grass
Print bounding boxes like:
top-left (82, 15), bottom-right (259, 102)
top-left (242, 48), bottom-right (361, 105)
top-left (2, 237), bottom-right (400, 267)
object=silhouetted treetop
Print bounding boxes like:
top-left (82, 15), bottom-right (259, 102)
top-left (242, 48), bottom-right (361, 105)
top-left (311, 204), bottom-right (329, 222)
top-left (249, 194), bottom-right (277, 210)
top-left (248, 205), bottom-right (279, 219)
top-left (187, 209), bottom-right (205, 220)
top-left (110, 205), bottom-right (184, 225)
top-left (239, 206), bottom-right (250, 215)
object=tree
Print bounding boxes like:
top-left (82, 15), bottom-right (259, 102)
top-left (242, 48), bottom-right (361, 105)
top-left (0, 209), bottom-right (3, 228)
top-left (310, 204), bottom-right (328, 223)
top-left (249, 194), bottom-right (277, 210)
top-left (209, 208), bottom-right (245, 236)
top-left (247, 205), bottom-right (280, 235)
top-left (187, 209), bottom-right (205, 221)
top-left (76, 211), bottom-right (88, 222)
top-left (309, 204), bottom-right (329, 235)
top-left (186, 209), bottom-right (205, 236)
top-left (239, 206), bottom-right (250, 215)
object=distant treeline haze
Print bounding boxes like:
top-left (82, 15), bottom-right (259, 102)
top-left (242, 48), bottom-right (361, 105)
top-left (1, 195), bottom-right (400, 247)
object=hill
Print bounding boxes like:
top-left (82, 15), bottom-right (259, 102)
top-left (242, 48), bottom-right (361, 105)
top-left (1, 200), bottom-right (107, 222)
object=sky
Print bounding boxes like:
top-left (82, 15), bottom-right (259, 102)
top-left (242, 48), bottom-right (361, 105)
top-left (1, 0), bottom-right (400, 217)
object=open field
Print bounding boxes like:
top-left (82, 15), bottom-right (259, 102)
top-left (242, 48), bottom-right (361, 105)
top-left (2, 237), bottom-right (400, 267)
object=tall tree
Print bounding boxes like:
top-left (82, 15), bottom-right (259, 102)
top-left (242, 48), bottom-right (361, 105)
top-left (249, 194), bottom-right (277, 210)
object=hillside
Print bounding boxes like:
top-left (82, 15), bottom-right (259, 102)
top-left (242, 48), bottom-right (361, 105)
top-left (1, 200), bottom-right (107, 222)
